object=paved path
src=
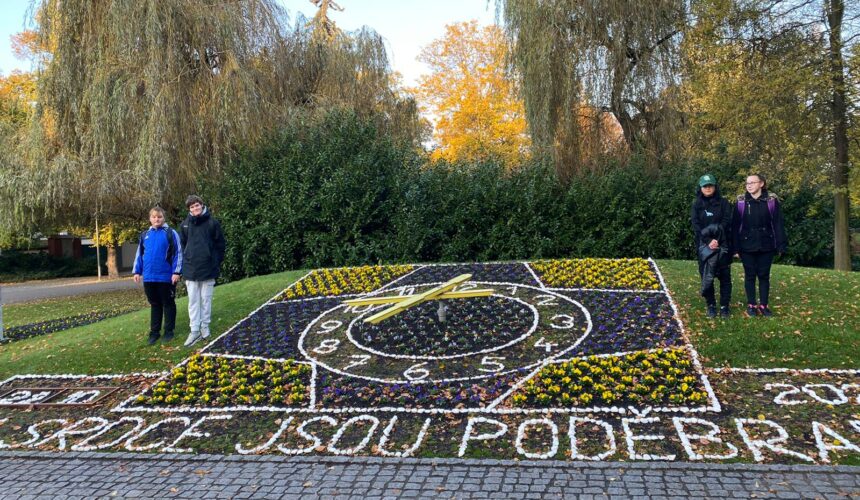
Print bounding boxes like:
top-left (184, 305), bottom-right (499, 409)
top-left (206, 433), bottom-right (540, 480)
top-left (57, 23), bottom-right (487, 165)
top-left (0, 275), bottom-right (137, 304)
top-left (1, 452), bottom-right (858, 499)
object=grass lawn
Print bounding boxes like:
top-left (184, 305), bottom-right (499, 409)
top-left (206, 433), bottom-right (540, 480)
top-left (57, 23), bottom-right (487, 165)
top-left (2, 288), bottom-right (149, 328)
top-left (657, 259), bottom-right (860, 369)
top-left (0, 270), bottom-right (306, 379)
top-left (0, 261), bottom-right (856, 379)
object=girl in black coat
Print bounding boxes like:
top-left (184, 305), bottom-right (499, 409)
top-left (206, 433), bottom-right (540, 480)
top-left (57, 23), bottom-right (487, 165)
top-left (732, 173), bottom-right (788, 317)
top-left (691, 174), bottom-right (733, 318)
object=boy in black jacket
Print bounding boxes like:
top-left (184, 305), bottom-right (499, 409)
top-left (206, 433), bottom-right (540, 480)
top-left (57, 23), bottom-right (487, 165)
top-left (691, 174), bottom-right (733, 318)
top-left (179, 195), bottom-right (226, 346)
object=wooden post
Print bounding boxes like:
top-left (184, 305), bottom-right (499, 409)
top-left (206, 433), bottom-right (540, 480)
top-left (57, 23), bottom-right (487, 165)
top-left (95, 214), bottom-right (102, 281)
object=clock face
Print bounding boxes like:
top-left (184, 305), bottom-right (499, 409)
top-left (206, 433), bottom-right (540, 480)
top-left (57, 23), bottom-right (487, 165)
top-left (299, 281), bottom-right (591, 384)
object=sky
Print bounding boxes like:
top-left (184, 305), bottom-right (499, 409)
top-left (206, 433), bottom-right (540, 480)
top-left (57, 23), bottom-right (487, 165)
top-left (0, 0), bottom-right (498, 86)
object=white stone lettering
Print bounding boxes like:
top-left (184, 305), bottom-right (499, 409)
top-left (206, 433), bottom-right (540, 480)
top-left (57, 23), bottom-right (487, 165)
top-left (734, 418), bottom-right (814, 463)
top-left (621, 417), bottom-right (676, 461)
top-left (58, 390), bottom-right (102, 405)
top-left (766, 384), bottom-right (806, 406)
top-left (125, 417), bottom-right (191, 452)
top-left (568, 417), bottom-right (617, 461)
top-left (33, 417), bottom-right (109, 450)
top-left (801, 385), bottom-right (848, 405)
top-left (72, 417), bottom-right (146, 452)
top-left (236, 417), bottom-right (294, 455)
top-left (377, 416), bottom-right (432, 458)
top-left (672, 417), bottom-right (738, 460)
top-left (278, 416), bottom-right (337, 455)
top-left (164, 415), bottom-right (233, 453)
top-left (458, 417), bottom-right (508, 458)
top-left (0, 419), bottom-right (67, 450)
top-left (327, 415), bottom-right (380, 455)
top-left (811, 421), bottom-right (860, 463)
top-left (515, 418), bottom-right (559, 459)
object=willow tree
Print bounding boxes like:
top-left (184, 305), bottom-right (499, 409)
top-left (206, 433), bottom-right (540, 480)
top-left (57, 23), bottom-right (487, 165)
top-left (499, 0), bottom-right (687, 175)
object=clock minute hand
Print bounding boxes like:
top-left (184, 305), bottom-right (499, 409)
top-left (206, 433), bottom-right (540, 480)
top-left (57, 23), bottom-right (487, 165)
top-left (363, 274), bottom-right (473, 324)
top-left (342, 288), bottom-right (494, 307)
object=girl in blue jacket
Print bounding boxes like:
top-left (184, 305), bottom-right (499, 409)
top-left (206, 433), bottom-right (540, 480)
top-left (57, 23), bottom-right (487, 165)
top-left (133, 207), bottom-right (183, 344)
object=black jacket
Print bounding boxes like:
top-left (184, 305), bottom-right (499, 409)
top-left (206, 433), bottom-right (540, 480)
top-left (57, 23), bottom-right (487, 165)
top-left (179, 207), bottom-right (226, 281)
top-left (691, 186), bottom-right (732, 260)
top-left (732, 190), bottom-right (787, 254)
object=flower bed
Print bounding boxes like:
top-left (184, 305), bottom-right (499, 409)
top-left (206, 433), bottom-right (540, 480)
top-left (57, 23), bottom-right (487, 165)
top-left (509, 349), bottom-right (708, 408)
top-left (0, 309), bottom-right (136, 344)
top-left (206, 299), bottom-right (342, 358)
top-left (134, 355), bottom-right (312, 408)
top-left (276, 265), bottom-right (413, 300)
top-left (396, 262), bottom-right (540, 287)
top-left (531, 258), bottom-right (660, 290)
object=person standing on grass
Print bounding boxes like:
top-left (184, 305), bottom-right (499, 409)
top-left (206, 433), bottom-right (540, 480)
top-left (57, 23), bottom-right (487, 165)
top-left (691, 174), bottom-right (733, 318)
top-left (732, 173), bottom-right (787, 317)
top-left (133, 207), bottom-right (182, 345)
top-left (179, 195), bottom-right (226, 347)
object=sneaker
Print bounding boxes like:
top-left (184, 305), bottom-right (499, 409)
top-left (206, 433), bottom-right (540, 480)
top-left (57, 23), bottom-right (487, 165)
top-left (201, 328), bottom-right (210, 340)
top-left (746, 304), bottom-right (758, 317)
top-left (719, 306), bottom-right (730, 318)
top-left (184, 331), bottom-right (202, 347)
top-left (147, 333), bottom-right (160, 345)
top-left (706, 305), bottom-right (717, 318)
top-left (163, 331), bottom-right (175, 342)
top-left (759, 305), bottom-right (773, 317)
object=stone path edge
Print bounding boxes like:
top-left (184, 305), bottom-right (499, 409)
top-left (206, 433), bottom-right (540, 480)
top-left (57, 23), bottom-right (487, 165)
top-left (2, 450), bottom-right (858, 475)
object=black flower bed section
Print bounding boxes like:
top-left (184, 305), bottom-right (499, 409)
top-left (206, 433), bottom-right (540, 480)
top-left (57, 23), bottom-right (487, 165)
top-left (505, 349), bottom-right (708, 409)
top-left (205, 299), bottom-right (342, 358)
top-left (134, 355), bottom-right (312, 408)
top-left (353, 297), bottom-right (534, 357)
top-left (0, 309), bottom-right (134, 344)
top-left (556, 290), bottom-right (683, 356)
top-left (395, 263), bottom-right (540, 287)
top-left (317, 370), bottom-right (528, 410)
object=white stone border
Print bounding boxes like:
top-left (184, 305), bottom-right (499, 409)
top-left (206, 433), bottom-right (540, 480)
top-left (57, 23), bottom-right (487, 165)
top-left (297, 283), bottom-right (593, 385)
top-left (712, 367), bottom-right (860, 374)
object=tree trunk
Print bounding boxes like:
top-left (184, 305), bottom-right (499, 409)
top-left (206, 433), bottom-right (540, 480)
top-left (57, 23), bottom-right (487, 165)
top-left (826, 0), bottom-right (852, 272)
top-left (106, 245), bottom-right (120, 279)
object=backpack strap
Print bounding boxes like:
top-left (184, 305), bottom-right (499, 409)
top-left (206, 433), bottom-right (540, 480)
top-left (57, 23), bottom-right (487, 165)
top-left (736, 195), bottom-right (746, 234)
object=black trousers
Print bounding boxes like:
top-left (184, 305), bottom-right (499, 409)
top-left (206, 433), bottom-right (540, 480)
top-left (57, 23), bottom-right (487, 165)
top-left (698, 261), bottom-right (732, 307)
top-left (143, 282), bottom-right (177, 336)
top-left (740, 251), bottom-right (775, 306)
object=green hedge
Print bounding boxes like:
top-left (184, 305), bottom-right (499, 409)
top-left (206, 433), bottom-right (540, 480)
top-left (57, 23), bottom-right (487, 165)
top-left (207, 110), bottom-right (851, 280)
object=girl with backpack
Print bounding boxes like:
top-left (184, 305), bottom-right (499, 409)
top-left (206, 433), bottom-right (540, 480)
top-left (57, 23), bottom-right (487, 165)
top-left (732, 174), bottom-right (787, 317)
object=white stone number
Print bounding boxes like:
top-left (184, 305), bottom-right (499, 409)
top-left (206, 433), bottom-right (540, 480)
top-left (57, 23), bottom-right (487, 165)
top-left (454, 283), bottom-right (477, 292)
top-left (399, 287), bottom-right (416, 296)
top-left (317, 320), bottom-right (343, 334)
top-left (313, 339), bottom-right (341, 354)
top-left (534, 337), bottom-right (557, 352)
top-left (343, 355), bottom-right (371, 371)
top-left (550, 314), bottom-right (576, 329)
top-left (404, 363), bottom-right (430, 381)
top-left (0, 390), bottom-right (53, 405)
top-left (345, 304), bottom-right (373, 314)
top-left (535, 295), bottom-right (558, 306)
top-left (59, 390), bottom-right (102, 404)
top-left (507, 285), bottom-right (518, 295)
top-left (478, 356), bottom-right (505, 373)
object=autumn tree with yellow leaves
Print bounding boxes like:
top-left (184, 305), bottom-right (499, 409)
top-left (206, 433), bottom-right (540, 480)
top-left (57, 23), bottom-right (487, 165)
top-left (415, 21), bottom-right (530, 165)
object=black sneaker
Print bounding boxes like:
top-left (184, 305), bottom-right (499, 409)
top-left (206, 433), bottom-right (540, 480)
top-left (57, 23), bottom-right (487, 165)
top-left (163, 331), bottom-right (175, 342)
top-left (706, 304), bottom-right (717, 318)
top-left (759, 305), bottom-right (773, 317)
top-left (746, 304), bottom-right (758, 317)
top-left (719, 306), bottom-right (730, 318)
top-left (147, 333), bottom-right (160, 345)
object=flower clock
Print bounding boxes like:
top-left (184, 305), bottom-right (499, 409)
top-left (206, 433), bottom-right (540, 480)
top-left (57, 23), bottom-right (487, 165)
top-left (125, 259), bottom-right (715, 414)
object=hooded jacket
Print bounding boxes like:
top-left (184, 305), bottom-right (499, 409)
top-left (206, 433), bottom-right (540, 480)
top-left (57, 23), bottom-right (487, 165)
top-left (691, 185), bottom-right (733, 260)
top-left (732, 190), bottom-right (788, 254)
top-left (133, 224), bottom-right (182, 283)
top-left (179, 207), bottom-right (226, 281)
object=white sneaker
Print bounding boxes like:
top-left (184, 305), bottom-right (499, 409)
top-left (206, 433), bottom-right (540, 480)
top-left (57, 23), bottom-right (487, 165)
top-left (184, 331), bottom-right (202, 347)
top-left (201, 328), bottom-right (210, 339)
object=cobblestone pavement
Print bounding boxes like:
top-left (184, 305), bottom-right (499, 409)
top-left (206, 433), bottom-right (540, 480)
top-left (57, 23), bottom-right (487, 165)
top-left (1, 452), bottom-right (858, 499)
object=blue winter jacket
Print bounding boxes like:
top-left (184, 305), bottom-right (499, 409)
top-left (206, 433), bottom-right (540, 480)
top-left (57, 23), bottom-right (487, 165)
top-left (133, 225), bottom-right (183, 283)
